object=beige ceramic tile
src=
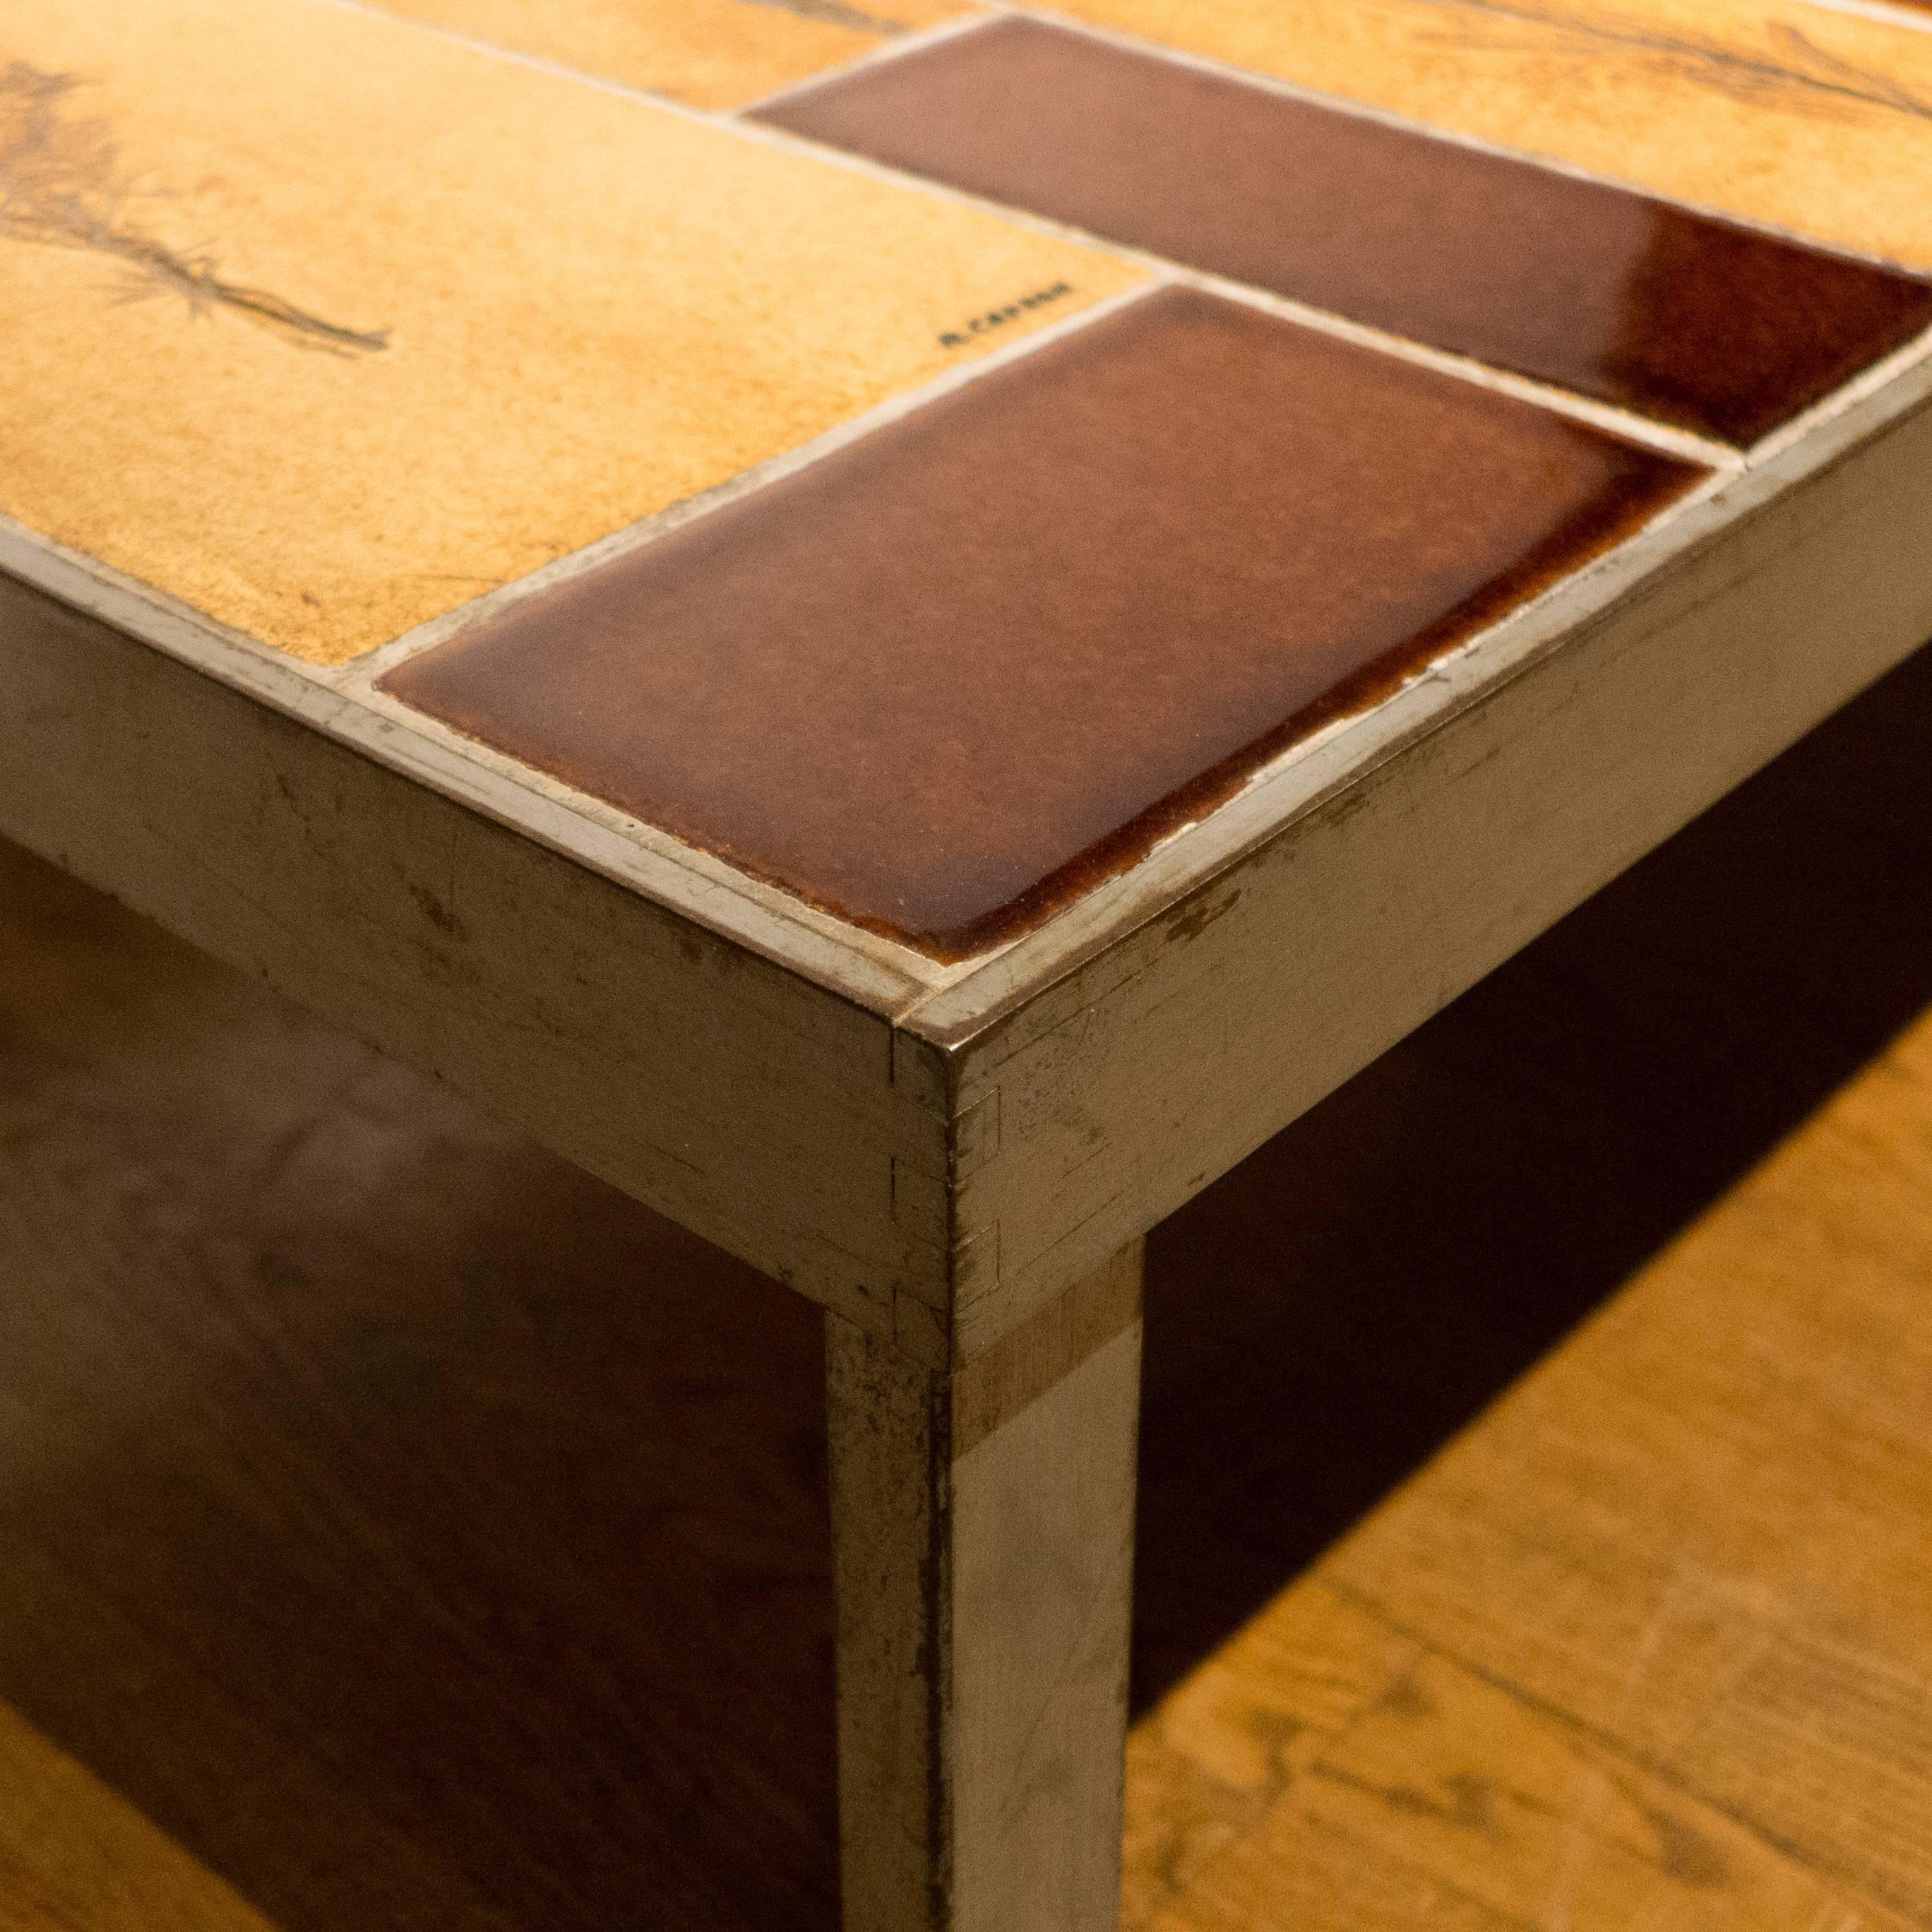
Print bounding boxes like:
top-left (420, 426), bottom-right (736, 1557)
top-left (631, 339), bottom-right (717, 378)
top-left (1048, 0), bottom-right (1932, 275)
top-left (0, 1700), bottom-right (280, 1931)
top-left (376, 0), bottom-right (982, 112)
top-left (0, 0), bottom-right (1140, 664)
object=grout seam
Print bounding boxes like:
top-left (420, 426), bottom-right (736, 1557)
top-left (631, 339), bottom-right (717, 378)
top-left (309, 0), bottom-right (1864, 488)
top-left (1000, 2), bottom-right (1932, 282)
top-left (733, 9), bottom-right (995, 114)
top-left (306, 0), bottom-right (768, 124)
top-left (95, 0), bottom-right (1929, 953)
top-left (0, 511), bottom-right (961, 991)
top-left (720, 113), bottom-right (1746, 467)
top-left (1794, 0), bottom-right (1932, 33)
top-left (1745, 318), bottom-right (1932, 468)
top-left (1163, 274), bottom-right (1740, 470)
top-left (342, 277), bottom-right (1169, 682)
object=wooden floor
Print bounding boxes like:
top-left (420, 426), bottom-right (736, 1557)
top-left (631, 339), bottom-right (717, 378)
top-left (6, 645), bottom-right (1932, 1928)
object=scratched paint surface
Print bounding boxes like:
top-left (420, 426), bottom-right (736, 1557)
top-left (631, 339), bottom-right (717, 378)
top-left (376, 0), bottom-right (982, 111)
top-left (0, 0), bottom-right (1138, 663)
top-left (1049, 0), bottom-right (1932, 275)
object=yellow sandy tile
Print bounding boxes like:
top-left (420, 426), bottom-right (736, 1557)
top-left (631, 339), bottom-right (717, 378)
top-left (378, 0), bottom-right (982, 112)
top-left (1048, 0), bottom-right (1932, 274)
top-left (0, 0), bottom-right (1141, 664)
top-left (0, 1701), bottom-right (278, 1931)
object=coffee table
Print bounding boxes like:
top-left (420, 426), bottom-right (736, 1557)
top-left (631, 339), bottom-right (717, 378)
top-left (6, 1), bottom-right (1932, 1925)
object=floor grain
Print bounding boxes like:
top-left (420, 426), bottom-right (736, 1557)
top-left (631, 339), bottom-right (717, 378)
top-left (0, 840), bottom-right (840, 1929)
top-left (1130, 991), bottom-right (1932, 1926)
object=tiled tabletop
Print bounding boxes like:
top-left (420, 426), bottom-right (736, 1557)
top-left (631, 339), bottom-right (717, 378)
top-left (9, 11), bottom-right (1932, 1926)
top-left (5, 0), bottom-right (1932, 962)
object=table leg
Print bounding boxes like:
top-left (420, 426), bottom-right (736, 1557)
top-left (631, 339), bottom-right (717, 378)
top-left (825, 1241), bottom-right (1144, 1932)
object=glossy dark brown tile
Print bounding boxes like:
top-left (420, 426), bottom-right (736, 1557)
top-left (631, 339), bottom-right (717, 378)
top-left (382, 290), bottom-right (1703, 960)
top-left (755, 16), bottom-right (1932, 447)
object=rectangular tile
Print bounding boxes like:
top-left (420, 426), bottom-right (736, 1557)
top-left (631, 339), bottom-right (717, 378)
top-left (1038, 0), bottom-right (1932, 280)
top-left (0, 0), bottom-right (1139, 664)
top-left (376, 0), bottom-right (979, 112)
top-left (757, 16), bottom-right (1932, 445)
top-left (383, 289), bottom-right (1703, 960)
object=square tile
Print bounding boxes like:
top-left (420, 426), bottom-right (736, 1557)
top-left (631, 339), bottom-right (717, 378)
top-left (756, 16), bottom-right (1932, 446)
top-left (0, 0), bottom-right (1138, 663)
top-left (383, 290), bottom-right (1705, 960)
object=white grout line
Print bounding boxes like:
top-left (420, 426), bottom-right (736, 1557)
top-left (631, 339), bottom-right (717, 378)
top-left (343, 675), bottom-right (982, 986)
top-left (308, 0), bottom-right (1921, 482)
top-left (301, 0), bottom-right (1133, 275)
top-left (342, 277), bottom-right (1167, 684)
top-left (727, 113), bottom-right (1746, 467)
top-left (999, 1), bottom-right (1932, 282)
top-left (734, 8), bottom-right (994, 115)
top-left (308, 0), bottom-right (1883, 483)
top-left (1169, 273), bottom-right (1740, 470)
top-left (1744, 319), bottom-right (1932, 469)
top-left (1796, 0), bottom-right (1932, 32)
top-left (89, 13), bottom-right (1921, 737)
top-left (309, 0), bottom-right (757, 124)
top-left (0, 511), bottom-right (962, 996)
top-left (318, 0), bottom-right (1932, 291)
top-left (0, 511), bottom-right (352, 692)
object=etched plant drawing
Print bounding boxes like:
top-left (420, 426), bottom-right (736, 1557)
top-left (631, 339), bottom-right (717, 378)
top-left (0, 60), bottom-right (388, 355)
top-left (739, 0), bottom-right (911, 36)
top-left (1419, 0), bottom-right (1932, 125)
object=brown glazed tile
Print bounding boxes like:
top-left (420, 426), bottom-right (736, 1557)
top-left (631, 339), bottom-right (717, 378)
top-left (754, 16), bottom-right (1932, 447)
top-left (382, 290), bottom-right (1703, 960)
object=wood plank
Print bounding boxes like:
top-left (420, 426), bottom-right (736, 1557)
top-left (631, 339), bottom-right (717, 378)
top-left (1128, 1585), bottom-right (1924, 1930)
top-left (0, 1703), bottom-right (280, 1932)
top-left (1123, 996), bottom-right (1932, 1931)
top-left (826, 1242), bottom-right (1143, 1931)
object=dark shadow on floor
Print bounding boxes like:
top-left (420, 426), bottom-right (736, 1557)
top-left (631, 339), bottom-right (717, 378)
top-left (1134, 640), bottom-right (1932, 1712)
top-left (0, 844), bottom-right (838, 1931)
top-left (3, 643), bottom-right (1931, 1925)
